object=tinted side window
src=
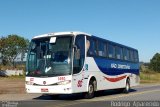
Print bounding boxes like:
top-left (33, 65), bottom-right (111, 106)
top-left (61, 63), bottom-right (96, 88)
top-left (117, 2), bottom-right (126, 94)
top-left (73, 35), bottom-right (85, 74)
top-left (98, 41), bottom-right (106, 57)
top-left (108, 44), bottom-right (115, 58)
top-left (87, 37), bottom-right (97, 56)
top-left (116, 46), bottom-right (123, 60)
top-left (134, 51), bottom-right (139, 62)
top-left (123, 48), bottom-right (129, 61)
top-left (130, 50), bottom-right (134, 62)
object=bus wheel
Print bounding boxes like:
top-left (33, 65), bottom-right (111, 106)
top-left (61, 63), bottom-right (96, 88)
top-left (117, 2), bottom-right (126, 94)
top-left (84, 80), bottom-right (95, 99)
top-left (123, 79), bottom-right (130, 93)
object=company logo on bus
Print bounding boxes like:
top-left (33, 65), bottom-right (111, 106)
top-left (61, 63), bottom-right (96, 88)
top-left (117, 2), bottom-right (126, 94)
top-left (43, 81), bottom-right (46, 85)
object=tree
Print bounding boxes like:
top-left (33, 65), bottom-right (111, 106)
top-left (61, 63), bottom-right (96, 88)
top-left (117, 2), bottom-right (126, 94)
top-left (149, 53), bottom-right (160, 72)
top-left (0, 36), bottom-right (8, 65)
top-left (0, 35), bottom-right (29, 67)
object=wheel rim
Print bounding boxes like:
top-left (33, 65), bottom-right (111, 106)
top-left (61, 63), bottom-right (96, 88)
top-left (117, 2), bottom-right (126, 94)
top-left (89, 84), bottom-right (94, 94)
top-left (126, 83), bottom-right (129, 91)
top-left (126, 80), bottom-right (130, 92)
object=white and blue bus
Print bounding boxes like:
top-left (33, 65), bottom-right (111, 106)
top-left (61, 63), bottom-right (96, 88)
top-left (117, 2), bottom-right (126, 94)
top-left (26, 31), bottom-right (139, 98)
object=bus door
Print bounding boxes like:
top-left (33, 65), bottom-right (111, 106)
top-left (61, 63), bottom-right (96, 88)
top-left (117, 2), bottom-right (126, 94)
top-left (72, 34), bottom-right (86, 93)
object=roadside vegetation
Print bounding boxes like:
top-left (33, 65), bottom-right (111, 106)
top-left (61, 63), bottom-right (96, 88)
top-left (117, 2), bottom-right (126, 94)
top-left (0, 35), bottom-right (29, 67)
top-left (0, 35), bottom-right (28, 77)
top-left (140, 71), bottom-right (160, 84)
top-left (140, 53), bottom-right (160, 84)
top-left (0, 63), bottom-right (26, 78)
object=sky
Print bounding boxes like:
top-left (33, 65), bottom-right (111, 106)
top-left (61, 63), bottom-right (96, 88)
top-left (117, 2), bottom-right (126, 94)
top-left (0, 0), bottom-right (160, 62)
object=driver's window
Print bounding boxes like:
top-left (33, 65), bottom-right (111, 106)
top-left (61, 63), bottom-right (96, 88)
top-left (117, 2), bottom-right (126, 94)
top-left (73, 35), bottom-right (85, 74)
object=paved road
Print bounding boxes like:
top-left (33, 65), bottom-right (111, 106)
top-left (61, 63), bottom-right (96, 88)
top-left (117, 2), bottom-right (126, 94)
top-left (1, 84), bottom-right (160, 107)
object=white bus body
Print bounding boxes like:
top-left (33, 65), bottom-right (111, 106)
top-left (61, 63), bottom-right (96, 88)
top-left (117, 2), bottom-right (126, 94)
top-left (26, 31), bottom-right (139, 98)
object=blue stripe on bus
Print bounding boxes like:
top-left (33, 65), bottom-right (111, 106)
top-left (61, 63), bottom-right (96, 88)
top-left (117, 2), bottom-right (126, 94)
top-left (93, 58), bottom-right (139, 76)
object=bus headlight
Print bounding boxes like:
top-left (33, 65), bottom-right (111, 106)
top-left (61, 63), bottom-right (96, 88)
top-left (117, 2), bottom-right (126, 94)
top-left (57, 80), bottom-right (71, 85)
top-left (26, 81), bottom-right (34, 85)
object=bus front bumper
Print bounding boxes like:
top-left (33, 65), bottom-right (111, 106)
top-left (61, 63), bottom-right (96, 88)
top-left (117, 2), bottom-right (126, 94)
top-left (25, 85), bottom-right (72, 94)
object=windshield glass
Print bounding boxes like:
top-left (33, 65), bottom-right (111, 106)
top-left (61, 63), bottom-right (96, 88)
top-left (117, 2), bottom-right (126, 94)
top-left (26, 36), bottom-right (73, 77)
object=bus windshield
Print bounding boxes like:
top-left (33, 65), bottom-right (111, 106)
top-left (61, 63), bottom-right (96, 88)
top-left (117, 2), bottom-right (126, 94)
top-left (26, 36), bottom-right (73, 77)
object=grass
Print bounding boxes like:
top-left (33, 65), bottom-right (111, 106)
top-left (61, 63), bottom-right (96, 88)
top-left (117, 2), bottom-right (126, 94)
top-left (0, 75), bottom-right (25, 80)
top-left (140, 71), bottom-right (160, 84)
top-left (0, 64), bottom-right (26, 71)
top-left (7, 75), bottom-right (25, 78)
top-left (0, 64), bottom-right (25, 79)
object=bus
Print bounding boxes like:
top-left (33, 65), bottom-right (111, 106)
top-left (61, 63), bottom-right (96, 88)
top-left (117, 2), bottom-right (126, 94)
top-left (25, 31), bottom-right (139, 99)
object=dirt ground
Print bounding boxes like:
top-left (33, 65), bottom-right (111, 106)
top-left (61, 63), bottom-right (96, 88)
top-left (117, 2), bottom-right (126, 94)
top-left (0, 77), bottom-right (25, 94)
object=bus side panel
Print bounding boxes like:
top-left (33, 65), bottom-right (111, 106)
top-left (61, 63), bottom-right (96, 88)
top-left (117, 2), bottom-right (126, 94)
top-left (85, 57), bottom-right (139, 91)
top-left (85, 57), bottom-right (125, 90)
top-left (72, 71), bottom-right (89, 93)
top-left (71, 56), bottom-right (139, 93)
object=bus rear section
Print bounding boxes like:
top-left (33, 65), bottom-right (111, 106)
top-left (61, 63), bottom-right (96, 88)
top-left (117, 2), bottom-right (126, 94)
top-left (84, 36), bottom-right (139, 94)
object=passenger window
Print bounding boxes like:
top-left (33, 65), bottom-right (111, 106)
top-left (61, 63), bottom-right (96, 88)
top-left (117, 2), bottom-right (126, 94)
top-left (130, 50), bottom-right (134, 62)
top-left (87, 37), bottom-right (97, 56)
top-left (98, 41), bottom-right (106, 57)
top-left (134, 51), bottom-right (139, 62)
top-left (73, 35), bottom-right (85, 74)
top-left (123, 48), bottom-right (129, 61)
top-left (116, 46), bottom-right (123, 60)
top-left (108, 44), bottom-right (115, 58)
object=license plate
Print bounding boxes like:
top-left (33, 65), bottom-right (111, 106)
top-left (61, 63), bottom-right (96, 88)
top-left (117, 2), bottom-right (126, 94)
top-left (41, 88), bottom-right (48, 92)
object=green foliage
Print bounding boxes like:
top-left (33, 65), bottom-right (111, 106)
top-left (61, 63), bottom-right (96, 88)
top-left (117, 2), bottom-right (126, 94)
top-left (0, 35), bottom-right (29, 67)
top-left (149, 53), bottom-right (160, 72)
top-left (140, 72), bottom-right (160, 83)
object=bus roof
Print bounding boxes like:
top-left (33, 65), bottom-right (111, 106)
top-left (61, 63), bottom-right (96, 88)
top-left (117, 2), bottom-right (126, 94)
top-left (33, 31), bottom-right (91, 39)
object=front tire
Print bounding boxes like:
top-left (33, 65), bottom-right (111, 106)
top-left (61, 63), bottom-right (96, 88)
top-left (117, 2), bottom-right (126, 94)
top-left (84, 81), bottom-right (95, 99)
